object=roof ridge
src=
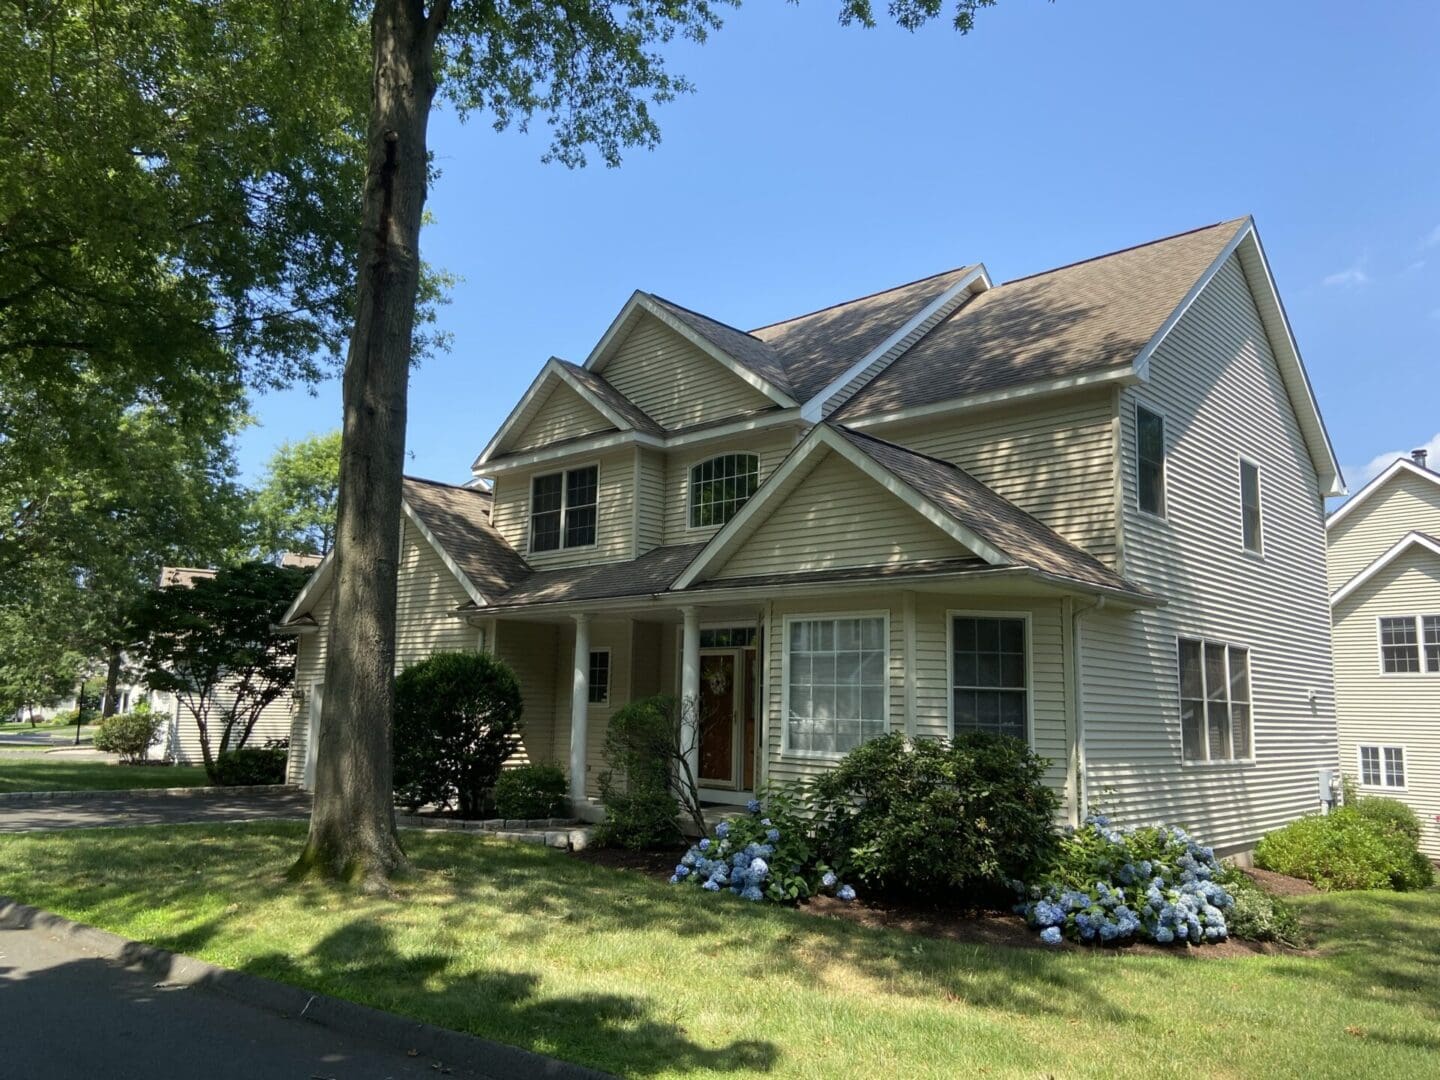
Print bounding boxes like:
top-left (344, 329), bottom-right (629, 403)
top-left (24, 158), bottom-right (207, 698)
top-left (999, 218), bottom-right (1247, 287)
top-left (646, 293), bottom-right (769, 344)
top-left (748, 264), bottom-right (977, 333)
top-left (404, 474), bottom-right (491, 495)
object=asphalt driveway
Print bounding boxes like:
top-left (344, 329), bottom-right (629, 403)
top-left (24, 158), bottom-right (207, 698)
top-left (0, 789), bottom-right (313, 833)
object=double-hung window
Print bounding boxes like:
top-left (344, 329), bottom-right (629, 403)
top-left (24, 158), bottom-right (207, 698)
top-left (785, 615), bottom-right (887, 755)
top-left (529, 465), bottom-right (598, 552)
top-left (1240, 459), bottom-right (1263, 553)
top-left (1136, 405), bottom-right (1166, 516)
top-left (1358, 745), bottom-right (1406, 789)
top-left (587, 650), bottom-right (611, 705)
top-left (951, 615), bottom-right (1029, 740)
top-left (689, 454), bottom-right (759, 528)
top-left (1178, 637), bottom-right (1252, 762)
top-left (1379, 615), bottom-right (1439, 673)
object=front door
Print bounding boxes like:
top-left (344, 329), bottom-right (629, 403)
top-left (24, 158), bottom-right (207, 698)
top-left (698, 651), bottom-right (739, 787)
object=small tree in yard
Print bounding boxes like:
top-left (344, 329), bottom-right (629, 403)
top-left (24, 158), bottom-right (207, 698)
top-left (392, 652), bottom-right (524, 818)
top-left (131, 562), bottom-right (308, 781)
top-left (598, 695), bottom-right (706, 847)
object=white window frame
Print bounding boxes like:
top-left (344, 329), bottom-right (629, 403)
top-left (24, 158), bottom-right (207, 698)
top-left (1176, 635), bottom-right (1256, 766)
top-left (945, 609), bottom-right (1034, 746)
top-left (1134, 401), bottom-right (1168, 520)
top-left (685, 450), bottom-right (761, 532)
top-left (1239, 454), bottom-right (1264, 557)
top-left (1356, 744), bottom-right (1407, 791)
top-left (527, 461), bottom-right (600, 554)
top-left (780, 609), bottom-right (890, 760)
top-left (1376, 614), bottom-right (1440, 676)
top-left (587, 647), bottom-right (611, 707)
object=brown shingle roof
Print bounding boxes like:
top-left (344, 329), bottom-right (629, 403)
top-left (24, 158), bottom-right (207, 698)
top-left (402, 477), bottom-right (529, 598)
top-left (837, 220), bottom-right (1247, 418)
top-left (484, 542), bottom-right (706, 609)
top-left (646, 295), bottom-right (797, 400)
top-left (556, 360), bottom-right (666, 436)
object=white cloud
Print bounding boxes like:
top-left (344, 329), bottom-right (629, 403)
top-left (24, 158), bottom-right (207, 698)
top-left (1322, 264), bottom-right (1370, 288)
top-left (1424, 225), bottom-right (1440, 249)
top-left (1343, 431), bottom-right (1440, 488)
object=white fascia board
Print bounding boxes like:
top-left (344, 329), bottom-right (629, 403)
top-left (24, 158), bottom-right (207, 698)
top-left (661, 409), bottom-right (808, 448)
top-left (842, 367), bottom-right (1139, 431)
top-left (400, 501), bottom-right (489, 608)
top-left (473, 358), bottom-right (635, 469)
top-left (1327, 458), bottom-right (1439, 530)
top-left (1330, 531), bottom-right (1440, 607)
top-left (278, 550), bottom-right (336, 626)
top-left (800, 265), bottom-right (992, 423)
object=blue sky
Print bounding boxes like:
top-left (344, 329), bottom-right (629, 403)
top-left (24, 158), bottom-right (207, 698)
top-left (237, 0), bottom-right (1439, 498)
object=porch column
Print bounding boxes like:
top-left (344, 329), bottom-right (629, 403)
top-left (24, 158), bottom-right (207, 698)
top-left (680, 606), bottom-right (701, 780)
top-left (569, 613), bottom-right (591, 803)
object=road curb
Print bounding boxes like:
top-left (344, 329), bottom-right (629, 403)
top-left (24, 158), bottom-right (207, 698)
top-left (0, 897), bottom-right (611, 1080)
top-left (0, 784), bottom-right (299, 804)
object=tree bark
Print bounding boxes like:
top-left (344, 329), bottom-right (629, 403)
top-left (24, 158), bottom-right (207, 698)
top-left (101, 646), bottom-right (121, 718)
top-left (292, 0), bottom-right (440, 888)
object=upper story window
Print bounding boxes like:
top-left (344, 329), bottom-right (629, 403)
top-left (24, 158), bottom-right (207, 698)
top-left (1178, 637), bottom-right (1252, 762)
top-left (689, 453), bottom-right (760, 528)
top-left (1379, 615), bottom-right (1440, 673)
top-left (1135, 405), bottom-right (1166, 517)
top-left (1240, 459), bottom-right (1263, 553)
top-left (530, 465), bottom-right (597, 552)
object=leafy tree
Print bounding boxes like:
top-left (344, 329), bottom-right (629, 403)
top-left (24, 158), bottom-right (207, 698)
top-left (250, 431), bottom-right (344, 558)
top-left (130, 561), bottom-right (309, 780)
top-left (0, 605), bottom-right (86, 724)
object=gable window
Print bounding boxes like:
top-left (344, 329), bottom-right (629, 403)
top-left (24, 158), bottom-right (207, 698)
top-left (689, 453), bottom-right (760, 528)
top-left (530, 465), bottom-right (598, 552)
top-left (1358, 745), bottom-right (1406, 789)
top-left (1240, 459), bottom-right (1263, 553)
top-left (785, 615), bottom-right (887, 755)
top-left (1135, 405), bottom-right (1166, 517)
top-left (1178, 637), bottom-right (1252, 762)
top-left (587, 649), bottom-right (610, 705)
top-left (950, 615), bottom-right (1028, 741)
top-left (1379, 616), bottom-right (1422, 673)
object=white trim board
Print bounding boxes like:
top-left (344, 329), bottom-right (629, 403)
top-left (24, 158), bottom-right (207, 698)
top-left (474, 357), bottom-right (639, 468)
top-left (1330, 531), bottom-right (1440, 607)
top-left (1326, 457), bottom-right (1440, 530)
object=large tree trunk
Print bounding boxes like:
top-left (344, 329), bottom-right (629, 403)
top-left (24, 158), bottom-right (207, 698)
top-left (292, 0), bottom-right (440, 888)
top-left (101, 646), bottom-right (122, 718)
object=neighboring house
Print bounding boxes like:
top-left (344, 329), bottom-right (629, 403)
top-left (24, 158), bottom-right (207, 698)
top-left (279, 217), bottom-right (1345, 855)
top-left (1326, 452), bottom-right (1440, 856)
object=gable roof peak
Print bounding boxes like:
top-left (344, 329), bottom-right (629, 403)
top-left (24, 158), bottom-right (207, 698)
top-left (1327, 455), bottom-right (1440, 530)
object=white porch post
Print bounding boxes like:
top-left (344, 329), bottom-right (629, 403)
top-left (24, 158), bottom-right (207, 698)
top-left (569, 613), bottom-right (591, 803)
top-left (680, 606), bottom-right (701, 780)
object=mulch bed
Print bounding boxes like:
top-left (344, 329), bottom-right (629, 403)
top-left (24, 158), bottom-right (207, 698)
top-left (1241, 866), bottom-right (1319, 897)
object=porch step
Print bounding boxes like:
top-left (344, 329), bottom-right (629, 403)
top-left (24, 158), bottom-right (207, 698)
top-left (396, 813), bottom-right (596, 851)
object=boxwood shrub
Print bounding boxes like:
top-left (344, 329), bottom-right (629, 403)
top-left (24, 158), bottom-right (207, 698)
top-left (1254, 807), bottom-right (1433, 892)
top-left (494, 763), bottom-right (569, 819)
top-left (213, 740), bottom-right (288, 786)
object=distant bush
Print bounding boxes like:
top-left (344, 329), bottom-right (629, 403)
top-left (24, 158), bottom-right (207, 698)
top-left (1255, 808), bottom-right (1434, 892)
top-left (213, 740), bottom-right (288, 786)
top-left (93, 704), bottom-right (161, 763)
top-left (494, 763), bottom-right (569, 819)
top-left (596, 696), bottom-right (684, 849)
top-left (1350, 796), bottom-right (1423, 846)
top-left (1219, 868), bottom-right (1306, 946)
top-left (392, 651), bottom-right (523, 817)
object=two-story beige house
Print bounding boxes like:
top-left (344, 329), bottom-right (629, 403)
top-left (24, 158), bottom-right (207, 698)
top-left (280, 217), bottom-right (1345, 855)
top-left (1326, 453), bottom-right (1440, 856)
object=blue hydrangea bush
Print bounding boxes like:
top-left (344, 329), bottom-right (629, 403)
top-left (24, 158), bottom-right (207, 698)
top-left (1019, 815), bottom-right (1234, 946)
top-left (670, 793), bottom-right (857, 904)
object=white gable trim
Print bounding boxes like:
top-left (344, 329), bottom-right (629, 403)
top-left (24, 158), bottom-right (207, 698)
top-left (400, 501), bottom-right (490, 608)
top-left (1330, 531), bottom-right (1440, 607)
top-left (1326, 458), bottom-right (1440, 530)
top-left (279, 550), bottom-right (335, 626)
top-left (672, 426), bottom-right (1010, 590)
top-left (800, 266), bottom-right (992, 422)
top-left (475, 358), bottom-right (634, 468)
top-left (585, 292), bottom-right (797, 408)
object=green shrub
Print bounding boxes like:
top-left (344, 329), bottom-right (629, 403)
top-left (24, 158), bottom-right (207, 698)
top-left (1350, 796), bottom-right (1423, 845)
top-left (810, 731), bottom-right (1059, 901)
top-left (494, 763), bottom-right (569, 819)
top-left (392, 651), bottom-right (524, 817)
top-left (92, 705), bottom-right (161, 763)
top-left (1255, 808), bottom-right (1435, 892)
top-left (597, 696), bottom-right (682, 849)
top-left (1218, 868), bottom-right (1306, 946)
top-left (213, 740), bottom-right (288, 786)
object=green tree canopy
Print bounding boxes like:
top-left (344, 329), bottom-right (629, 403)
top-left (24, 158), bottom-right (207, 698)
top-left (250, 431), bottom-right (344, 558)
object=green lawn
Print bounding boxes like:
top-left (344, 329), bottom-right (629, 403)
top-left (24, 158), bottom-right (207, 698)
top-left (0, 760), bottom-right (208, 793)
top-left (0, 823), bottom-right (1435, 1078)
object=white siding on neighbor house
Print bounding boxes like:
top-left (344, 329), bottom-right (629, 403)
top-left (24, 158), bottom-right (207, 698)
top-left (710, 450), bottom-right (973, 580)
top-left (877, 389), bottom-right (1118, 566)
top-left (1327, 469), bottom-right (1440, 593)
top-left (600, 314), bottom-right (776, 429)
top-left (489, 448), bottom-right (636, 567)
top-left (165, 690), bottom-right (294, 767)
top-left (1083, 253), bottom-right (1337, 853)
top-left (662, 432), bottom-right (795, 545)
top-left (1331, 545), bottom-right (1440, 857)
top-left (508, 382), bottom-right (616, 452)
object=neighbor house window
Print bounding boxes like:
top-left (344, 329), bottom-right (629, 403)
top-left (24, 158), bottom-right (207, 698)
top-left (1240, 459), bottom-right (1263, 553)
top-left (1178, 637), bottom-right (1252, 762)
top-left (1379, 616), bottom-right (1422, 673)
top-left (951, 615), bottom-right (1028, 740)
top-left (1426, 616), bottom-right (1440, 672)
top-left (587, 650), bottom-right (610, 705)
top-left (1136, 405), bottom-right (1166, 516)
top-left (785, 615), bottom-right (887, 755)
top-left (689, 453), bottom-right (759, 528)
top-left (530, 465), bottom-right (598, 552)
top-left (1358, 745), bottom-right (1406, 789)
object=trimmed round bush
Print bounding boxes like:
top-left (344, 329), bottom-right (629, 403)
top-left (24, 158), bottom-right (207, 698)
top-left (1254, 807), bottom-right (1433, 892)
top-left (494, 763), bottom-right (569, 819)
top-left (392, 651), bottom-right (524, 818)
top-left (93, 705), bottom-right (161, 763)
top-left (810, 731), bottom-right (1059, 901)
top-left (213, 743), bottom-right (288, 786)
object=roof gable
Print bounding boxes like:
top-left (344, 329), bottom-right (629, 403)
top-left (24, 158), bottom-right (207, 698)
top-left (1327, 458), bottom-right (1440, 531)
top-left (1330, 531), bottom-right (1440, 607)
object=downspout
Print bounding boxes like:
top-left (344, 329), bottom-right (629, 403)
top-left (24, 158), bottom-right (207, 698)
top-left (1071, 595), bottom-right (1106, 824)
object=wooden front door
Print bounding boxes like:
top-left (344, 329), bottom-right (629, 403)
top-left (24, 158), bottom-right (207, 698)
top-left (698, 651), bottom-right (739, 787)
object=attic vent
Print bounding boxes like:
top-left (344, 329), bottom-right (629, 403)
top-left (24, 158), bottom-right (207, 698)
top-left (1413, 448), bottom-right (1429, 469)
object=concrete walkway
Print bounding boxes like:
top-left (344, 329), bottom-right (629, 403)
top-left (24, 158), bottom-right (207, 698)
top-left (0, 789), bottom-right (313, 833)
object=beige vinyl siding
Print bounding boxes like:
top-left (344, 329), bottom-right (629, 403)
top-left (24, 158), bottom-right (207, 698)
top-left (489, 449), bottom-right (636, 567)
top-left (166, 690), bottom-right (293, 767)
top-left (1327, 470), bottom-right (1440, 592)
top-left (493, 619), bottom-right (561, 768)
top-left (1331, 546), bottom-right (1440, 856)
top-left (551, 618), bottom-right (633, 799)
top-left (635, 448), bottom-right (666, 552)
top-left (877, 389), bottom-right (1117, 565)
top-left (662, 432), bottom-right (795, 545)
top-left (600, 314), bottom-right (775, 429)
top-left (1083, 253), bottom-right (1338, 853)
top-left (286, 608), bottom-right (329, 784)
top-left (508, 382), bottom-right (617, 452)
top-left (711, 451), bottom-right (971, 580)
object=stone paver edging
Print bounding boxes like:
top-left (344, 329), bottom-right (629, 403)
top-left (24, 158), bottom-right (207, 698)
top-left (0, 783), bottom-right (298, 804)
top-left (396, 813), bottom-right (596, 851)
top-left (0, 897), bottom-right (609, 1080)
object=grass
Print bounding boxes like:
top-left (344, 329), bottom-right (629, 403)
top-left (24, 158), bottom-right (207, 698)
top-left (0, 760), bottom-right (209, 793)
top-left (0, 823), bottom-right (1436, 1078)
top-left (1, 716), bottom-right (91, 733)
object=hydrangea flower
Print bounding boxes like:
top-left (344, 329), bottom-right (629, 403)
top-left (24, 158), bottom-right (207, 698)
top-left (741, 885), bottom-right (764, 902)
top-left (698, 838), bottom-right (710, 852)
top-left (749, 857), bottom-right (769, 879)
top-left (746, 799), bottom-right (762, 814)
top-left (673, 865), bottom-right (690, 879)
top-left (766, 828), bottom-right (780, 843)
top-left (822, 871), bottom-right (838, 889)
top-left (1040, 926), bottom-right (1062, 946)
top-left (702, 879), bottom-right (721, 891)
top-left (836, 884), bottom-right (856, 902)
